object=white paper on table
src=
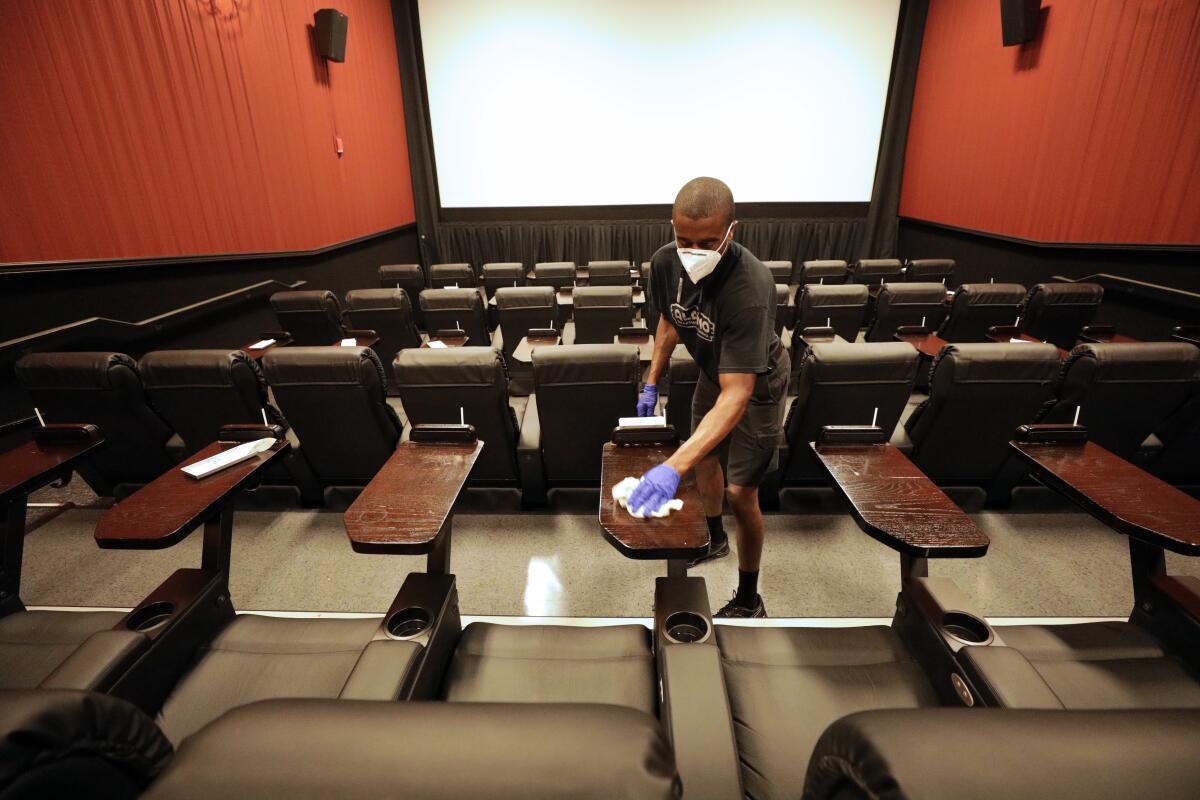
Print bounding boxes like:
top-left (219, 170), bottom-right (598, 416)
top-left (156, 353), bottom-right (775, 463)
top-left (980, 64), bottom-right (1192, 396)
top-left (619, 416), bottom-right (667, 428)
top-left (249, 339), bottom-right (275, 350)
top-left (340, 338), bottom-right (357, 347)
top-left (428, 340), bottom-right (448, 349)
top-left (181, 438), bottom-right (276, 479)
top-left (1009, 338), bottom-right (1033, 344)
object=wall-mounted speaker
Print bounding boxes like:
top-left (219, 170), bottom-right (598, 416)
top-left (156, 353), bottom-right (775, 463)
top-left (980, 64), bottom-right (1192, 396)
top-left (314, 9), bottom-right (348, 62)
top-left (1001, 0), bottom-right (1040, 46)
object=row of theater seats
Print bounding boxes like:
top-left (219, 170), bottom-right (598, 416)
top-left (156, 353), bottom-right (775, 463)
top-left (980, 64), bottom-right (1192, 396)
top-left (3, 404), bottom-right (1198, 797)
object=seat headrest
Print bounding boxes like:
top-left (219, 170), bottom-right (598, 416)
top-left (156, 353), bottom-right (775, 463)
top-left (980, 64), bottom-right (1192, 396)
top-left (533, 344), bottom-right (639, 384)
top-left (0, 689), bottom-right (173, 792)
top-left (482, 262), bottom-right (524, 271)
top-left (394, 346), bottom-right (503, 387)
top-left (138, 349), bottom-right (258, 389)
top-left (495, 285), bottom-right (555, 309)
top-left (270, 290), bottom-right (338, 312)
top-left (806, 342), bottom-right (917, 382)
top-left (803, 260), bottom-right (848, 268)
top-left (906, 258), bottom-right (955, 271)
top-left (574, 286), bottom-right (633, 307)
top-left (934, 343), bottom-right (1061, 382)
top-left (588, 260), bottom-right (631, 268)
top-left (430, 262), bottom-right (472, 272)
top-left (775, 284), bottom-right (789, 302)
top-left (1028, 282), bottom-right (1104, 305)
top-left (261, 346), bottom-right (387, 387)
top-left (802, 284), bottom-right (869, 306)
top-left (344, 288), bottom-right (411, 311)
top-left (763, 260), bottom-right (793, 270)
top-left (879, 282), bottom-right (948, 304)
top-left (534, 261), bottom-right (575, 274)
top-left (956, 283), bottom-right (1027, 306)
top-left (419, 288), bottom-right (483, 310)
top-left (15, 352), bottom-right (138, 389)
top-left (378, 263), bottom-right (422, 280)
top-left (854, 259), bottom-right (903, 272)
top-left (1067, 342), bottom-right (1200, 382)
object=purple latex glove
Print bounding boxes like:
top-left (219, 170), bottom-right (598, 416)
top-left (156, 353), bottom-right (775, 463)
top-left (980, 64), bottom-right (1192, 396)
top-left (628, 464), bottom-right (680, 517)
top-left (636, 384), bottom-right (659, 417)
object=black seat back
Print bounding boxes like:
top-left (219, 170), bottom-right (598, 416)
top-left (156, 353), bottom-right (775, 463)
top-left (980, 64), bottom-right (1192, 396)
top-left (532, 262), bottom-right (576, 291)
top-left (429, 263), bottom-right (476, 289)
top-left (799, 260), bottom-right (849, 286)
top-left (906, 343), bottom-right (1060, 481)
top-left (419, 288), bottom-right (490, 346)
top-left (481, 263), bottom-right (526, 297)
top-left (15, 352), bottom-right (176, 495)
top-left (270, 290), bottom-right (346, 345)
top-left (378, 263), bottom-right (425, 297)
top-left (532, 344), bottom-right (639, 481)
top-left (587, 261), bottom-right (633, 286)
top-left (394, 347), bottom-right (519, 481)
top-left (1018, 283), bottom-right (1103, 350)
top-left (774, 285), bottom-right (793, 334)
top-left (666, 346), bottom-right (700, 437)
top-left (784, 343), bottom-right (917, 481)
top-left (851, 259), bottom-right (904, 287)
top-left (262, 347), bottom-right (402, 483)
top-left (905, 259), bottom-right (955, 284)
top-left (866, 283), bottom-right (949, 342)
top-left (495, 287), bottom-right (556, 360)
top-left (763, 261), bottom-right (792, 283)
top-left (573, 286), bottom-right (633, 344)
top-left (344, 289), bottom-right (422, 381)
top-left (139, 349), bottom-right (285, 454)
top-left (795, 284), bottom-right (869, 341)
top-left (937, 283), bottom-right (1026, 343)
top-left (1040, 343), bottom-right (1200, 459)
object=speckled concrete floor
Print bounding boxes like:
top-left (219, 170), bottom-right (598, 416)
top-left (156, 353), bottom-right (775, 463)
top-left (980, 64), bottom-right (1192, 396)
top-left (19, 482), bottom-right (1200, 619)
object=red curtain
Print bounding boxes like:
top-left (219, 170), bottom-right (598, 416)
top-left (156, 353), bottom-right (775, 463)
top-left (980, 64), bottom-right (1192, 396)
top-left (0, 0), bottom-right (415, 264)
top-left (900, 0), bottom-right (1200, 245)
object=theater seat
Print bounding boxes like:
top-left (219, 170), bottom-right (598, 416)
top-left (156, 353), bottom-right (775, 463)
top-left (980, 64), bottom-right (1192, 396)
top-left (343, 288), bottom-right (422, 384)
top-left (587, 260), bottom-right (633, 286)
top-left (156, 614), bottom-right (417, 744)
top-left (781, 343), bottom-right (917, 482)
top-left (798, 259), bottom-right (849, 286)
top-left (666, 346), bottom-right (699, 437)
top-left (850, 258), bottom-right (903, 287)
top-left (261, 347), bottom-right (403, 485)
top-left (937, 282), bottom-right (1026, 342)
top-left (763, 260), bottom-right (792, 283)
top-left (531, 261), bottom-right (575, 291)
top-left (717, 624), bottom-right (937, 798)
top-left (394, 347), bottom-right (526, 484)
top-left (269, 290), bottom-right (347, 345)
top-left (428, 262), bottom-right (476, 289)
top-left (494, 286), bottom-right (556, 362)
top-left (792, 284), bottom-right (868, 343)
top-left (1038, 342), bottom-right (1200, 460)
top-left (904, 258), bottom-right (955, 284)
top-left (14, 352), bottom-right (176, 497)
top-left (1017, 282), bottom-right (1103, 350)
top-left (481, 262), bottom-right (525, 297)
top-left (0, 610), bottom-right (136, 691)
top-left (442, 623), bottom-right (655, 714)
top-left (963, 621), bottom-right (1200, 710)
top-left (418, 288), bottom-right (491, 346)
top-left (378, 263), bottom-right (427, 326)
top-left (573, 285), bottom-right (633, 344)
top-left (906, 343), bottom-right (1060, 483)
top-left (865, 282), bottom-right (948, 342)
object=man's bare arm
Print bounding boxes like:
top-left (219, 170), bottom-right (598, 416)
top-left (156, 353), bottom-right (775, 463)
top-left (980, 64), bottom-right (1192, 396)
top-left (645, 314), bottom-right (679, 387)
top-left (665, 372), bottom-right (754, 474)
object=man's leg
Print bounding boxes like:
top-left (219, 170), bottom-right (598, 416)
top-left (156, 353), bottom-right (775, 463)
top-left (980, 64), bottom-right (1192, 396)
top-left (694, 454), bottom-right (725, 517)
top-left (725, 483), bottom-right (763, 573)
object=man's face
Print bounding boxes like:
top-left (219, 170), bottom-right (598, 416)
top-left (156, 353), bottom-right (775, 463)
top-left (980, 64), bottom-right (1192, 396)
top-left (673, 214), bottom-right (737, 252)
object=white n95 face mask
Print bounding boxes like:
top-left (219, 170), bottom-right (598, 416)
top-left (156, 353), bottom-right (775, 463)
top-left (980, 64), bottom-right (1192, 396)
top-left (676, 221), bottom-right (734, 283)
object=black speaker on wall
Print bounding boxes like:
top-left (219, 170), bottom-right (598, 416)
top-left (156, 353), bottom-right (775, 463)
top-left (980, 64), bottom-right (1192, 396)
top-left (314, 9), bottom-right (348, 62)
top-left (1001, 0), bottom-right (1040, 46)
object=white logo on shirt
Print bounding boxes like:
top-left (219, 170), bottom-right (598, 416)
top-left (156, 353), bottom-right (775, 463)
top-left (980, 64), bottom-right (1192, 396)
top-left (670, 303), bottom-right (715, 342)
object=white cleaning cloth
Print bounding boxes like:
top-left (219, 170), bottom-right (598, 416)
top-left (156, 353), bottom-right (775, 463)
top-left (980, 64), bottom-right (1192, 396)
top-left (612, 476), bottom-right (684, 519)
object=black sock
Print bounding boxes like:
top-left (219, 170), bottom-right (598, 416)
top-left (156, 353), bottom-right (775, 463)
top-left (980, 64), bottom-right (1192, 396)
top-left (735, 570), bottom-right (759, 607)
top-left (706, 515), bottom-right (728, 548)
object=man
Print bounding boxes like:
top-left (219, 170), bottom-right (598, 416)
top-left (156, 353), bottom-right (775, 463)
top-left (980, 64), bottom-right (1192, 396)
top-left (628, 177), bottom-right (789, 618)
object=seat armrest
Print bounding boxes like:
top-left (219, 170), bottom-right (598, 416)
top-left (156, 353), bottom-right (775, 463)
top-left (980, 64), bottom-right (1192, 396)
top-left (957, 645), bottom-right (1065, 709)
top-left (338, 639), bottom-right (424, 701)
top-left (39, 630), bottom-right (148, 692)
top-left (517, 395), bottom-right (546, 506)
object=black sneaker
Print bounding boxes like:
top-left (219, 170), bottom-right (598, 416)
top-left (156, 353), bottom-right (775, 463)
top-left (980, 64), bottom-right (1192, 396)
top-left (687, 538), bottom-right (730, 568)
top-left (715, 593), bottom-right (767, 619)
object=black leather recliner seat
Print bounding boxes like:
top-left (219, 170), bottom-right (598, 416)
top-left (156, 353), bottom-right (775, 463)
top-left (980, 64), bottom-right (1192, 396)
top-left (343, 288), bottom-right (422, 385)
top-left (792, 284), bottom-right (868, 342)
top-left (531, 261), bottom-right (576, 291)
top-left (587, 260), bottom-right (633, 286)
top-left (494, 285), bottom-right (556, 363)
top-left (269, 290), bottom-right (347, 345)
top-left (428, 262), bottom-right (476, 289)
top-left (937, 282), bottom-right (1026, 342)
top-left (904, 258), bottom-right (955, 284)
top-left (762, 260), bottom-right (792, 283)
top-left (377, 263), bottom-right (427, 327)
top-left (572, 285), bottom-right (634, 345)
top-left (261, 347), bottom-right (403, 487)
top-left (798, 259), bottom-right (849, 286)
top-left (14, 352), bottom-right (177, 497)
top-left (850, 258), bottom-right (903, 286)
top-left (481, 262), bottom-right (525, 297)
top-left (0, 609), bottom-right (136, 692)
top-left (1037, 342), bottom-right (1200, 460)
top-left (905, 343), bottom-right (1061, 483)
top-left (1017, 282), bottom-right (1103, 350)
top-left (865, 282), bottom-right (949, 342)
top-left (418, 288), bottom-right (491, 346)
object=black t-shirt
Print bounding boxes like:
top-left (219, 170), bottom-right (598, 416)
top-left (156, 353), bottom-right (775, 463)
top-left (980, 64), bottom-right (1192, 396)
top-left (650, 240), bottom-right (782, 398)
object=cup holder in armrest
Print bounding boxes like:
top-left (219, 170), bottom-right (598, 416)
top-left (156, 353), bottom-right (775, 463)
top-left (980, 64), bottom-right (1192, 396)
top-left (664, 611), bottom-right (710, 644)
top-left (942, 611), bottom-right (993, 646)
top-left (127, 601), bottom-right (175, 632)
top-left (386, 607), bottom-right (432, 640)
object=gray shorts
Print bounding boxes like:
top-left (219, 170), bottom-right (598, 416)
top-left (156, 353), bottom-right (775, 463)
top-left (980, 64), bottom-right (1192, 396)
top-left (691, 351), bottom-right (790, 487)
